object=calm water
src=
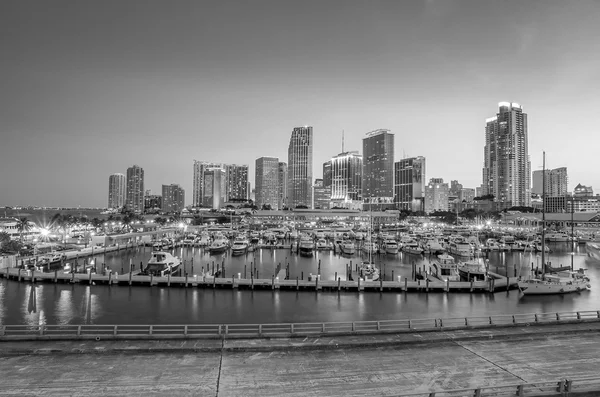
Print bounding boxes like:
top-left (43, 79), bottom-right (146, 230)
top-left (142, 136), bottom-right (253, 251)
top-left (1, 242), bottom-right (599, 326)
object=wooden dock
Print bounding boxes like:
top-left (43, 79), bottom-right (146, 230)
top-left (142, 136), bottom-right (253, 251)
top-left (0, 267), bottom-right (520, 293)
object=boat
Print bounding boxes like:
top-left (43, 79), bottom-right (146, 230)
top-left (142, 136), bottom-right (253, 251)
top-left (208, 237), bottom-right (229, 255)
top-left (358, 262), bottom-right (380, 281)
top-left (485, 238), bottom-right (500, 251)
top-left (182, 234), bottom-right (196, 246)
top-left (231, 236), bottom-right (249, 256)
top-left (339, 240), bottom-right (355, 255)
top-left (545, 231), bottom-right (569, 242)
top-left (299, 237), bottom-right (314, 257)
top-left (402, 239), bottom-right (423, 255)
top-left (422, 237), bottom-right (444, 255)
top-left (447, 236), bottom-right (474, 257)
top-left (518, 152), bottom-right (592, 295)
top-left (143, 251), bottom-right (181, 277)
top-left (587, 242), bottom-right (600, 261)
top-left (457, 258), bottom-right (488, 281)
top-left (362, 240), bottom-right (379, 255)
top-left (316, 238), bottom-right (330, 250)
top-left (431, 254), bottom-right (460, 282)
top-left (384, 240), bottom-right (399, 254)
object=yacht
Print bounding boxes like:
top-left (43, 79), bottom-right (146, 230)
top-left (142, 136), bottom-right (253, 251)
top-left (359, 262), bottom-right (380, 281)
top-left (231, 236), bottom-right (249, 256)
top-left (457, 259), bottom-right (488, 281)
top-left (182, 234), bottom-right (196, 246)
top-left (422, 237), bottom-right (445, 255)
top-left (518, 269), bottom-right (591, 295)
top-left (431, 254), bottom-right (460, 282)
top-left (362, 240), bottom-right (379, 255)
top-left (586, 242), bottom-right (600, 261)
top-left (143, 251), bottom-right (181, 277)
top-left (299, 237), bottom-right (314, 257)
top-left (316, 238), bottom-right (329, 250)
top-left (384, 240), bottom-right (399, 254)
top-left (208, 237), bottom-right (229, 255)
top-left (485, 238), bottom-right (500, 251)
top-left (545, 231), bottom-right (569, 242)
top-left (447, 236), bottom-right (473, 257)
top-left (339, 240), bottom-right (356, 255)
top-left (402, 239), bottom-right (423, 255)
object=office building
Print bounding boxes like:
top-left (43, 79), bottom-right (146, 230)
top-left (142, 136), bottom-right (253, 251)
top-left (330, 151), bottom-right (362, 209)
top-left (144, 195), bottom-right (162, 213)
top-left (313, 179), bottom-right (330, 209)
top-left (108, 173), bottom-right (126, 209)
top-left (278, 162), bottom-right (288, 210)
top-left (424, 178), bottom-right (449, 213)
top-left (162, 184), bottom-right (185, 213)
top-left (394, 156), bottom-right (426, 212)
top-left (225, 164), bottom-right (249, 202)
top-left (203, 168), bottom-right (226, 209)
top-left (532, 167), bottom-right (568, 197)
top-left (482, 102), bottom-right (531, 206)
top-left (126, 165), bottom-right (144, 213)
top-left (323, 161), bottom-right (332, 189)
top-left (459, 188), bottom-right (475, 203)
top-left (362, 129), bottom-right (394, 209)
top-left (255, 157), bottom-right (280, 210)
top-left (287, 126), bottom-right (313, 208)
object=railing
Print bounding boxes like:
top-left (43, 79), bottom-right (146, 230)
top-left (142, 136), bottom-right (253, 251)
top-left (394, 376), bottom-right (600, 396)
top-left (1, 310), bottom-right (599, 340)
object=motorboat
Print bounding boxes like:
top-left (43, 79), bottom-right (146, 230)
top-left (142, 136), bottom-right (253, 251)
top-left (359, 262), bottom-right (380, 281)
top-left (339, 240), bottom-right (355, 255)
top-left (485, 239), bottom-right (500, 251)
top-left (422, 238), bottom-right (445, 255)
top-left (431, 254), bottom-right (460, 282)
top-left (208, 237), bottom-right (229, 255)
top-left (457, 259), bottom-right (488, 281)
top-left (587, 242), bottom-right (600, 261)
top-left (316, 238), bottom-right (330, 250)
top-left (384, 240), bottom-right (399, 254)
top-left (196, 233), bottom-right (211, 247)
top-left (402, 239), bottom-right (423, 255)
top-left (182, 234), bottom-right (196, 246)
top-left (518, 269), bottom-right (591, 295)
top-left (362, 240), bottom-right (379, 255)
top-left (447, 236), bottom-right (473, 257)
top-left (299, 238), bottom-right (314, 257)
top-left (231, 236), bottom-right (249, 256)
top-left (143, 251), bottom-right (181, 277)
top-left (545, 232), bottom-right (569, 242)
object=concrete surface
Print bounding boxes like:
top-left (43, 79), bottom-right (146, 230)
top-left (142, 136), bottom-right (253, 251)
top-left (1, 322), bottom-right (600, 396)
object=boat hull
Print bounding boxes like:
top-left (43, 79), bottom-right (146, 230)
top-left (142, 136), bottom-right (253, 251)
top-left (518, 280), bottom-right (589, 295)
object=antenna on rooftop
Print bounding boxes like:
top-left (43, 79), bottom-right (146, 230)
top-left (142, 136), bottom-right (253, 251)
top-left (342, 130), bottom-right (345, 153)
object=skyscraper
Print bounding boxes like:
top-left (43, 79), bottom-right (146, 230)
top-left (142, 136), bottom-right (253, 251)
top-left (161, 184), bottom-right (185, 213)
top-left (108, 173), bottom-right (126, 209)
top-left (330, 151), bottom-right (362, 209)
top-left (362, 129), bottom-right (395, 208)
top-left (287, 126), bottom-right (313, 209)
top-left (126, 165), bottom-right (144, 213)
top-left (193, 161), bottom-right (218, 207)
top-left (482, 102), bottom-right (531, 206)
top-left (278, 162), bottom-right (288, 210)
top-left (532, 167), bottom-right (568, 197)
top-left (203, 168), bottom-right (226, 209)
top-left (255, 157), bottom-right (280, 210)
top-left (424, 178), bottom-right (449, 213)
top-left (313, 179), bottom-right (330, 209)
top-left (394, 156), bottom-right (426, 212)
top-left (224, 164), bottom-right (249, 201)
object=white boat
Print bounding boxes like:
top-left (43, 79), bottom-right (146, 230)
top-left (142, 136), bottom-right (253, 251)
top-left (362, 241), bottom-right (379, 255)
top-left (143, 251), bottom-right (181, 277)
top-left (586, 242), bottom-right (600, 261)
top-left (316, 238), bottom-right (329, 250)
top-left (339, 240), bottom-right (355, 255)
top-left (359, 262), bottom-right (380, 281)
top-left (518, 270), bottom-right (591, 295)
top-left (402, 239), bottom-right (423, 255)
top-left (447, 236), bottom-right (473, 257)
top-left (485, 239), bottom-right (500, 251)
top-left (457, 259), bottom-right (487, 281)
top-left (231, 236), bottom-right (249, 256)
top-left (299, 238), bottom-right (314, 257)
top-left (431, 254), bottom-right (460, 282)
top-left (384, 240), bottom-right (399, 254)
top-left (422, 238), bottom-right (444, 255)
top-left (208, 238), bottom-right (229, 255)
top-left (545, 232), bottom-right (569, 242)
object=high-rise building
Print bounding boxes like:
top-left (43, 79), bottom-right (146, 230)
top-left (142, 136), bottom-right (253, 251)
top-left (330, 151), bottom-right (362, 209)
top-left (450, 180), bottom-right (463, 196)
top-left (225, 164), bottom-right (249, 202)
top-left (532, 167), bottom-right (568, 197)
top-left (255, 157), bottom-right (280, 210)
top-left (459, 188), bottom-right (475, 203)
top-left (108, 173), bottom-right (126, 209)
top-left (144, 195), bottom-right (162, 213)
top-left (161, 184), bottom-right (185, 213)
top-left (287, 126), bottom-right (313, 209)
top-left (126, 165), bottom-right (144, 213)
top-left (203, 168), bottom-right (226, 209)
top-left (193, 161), bottom-right (219, 207)
top-left (362, 129), bottom-right (395, 208)
top-left (278, 162), bottom-right (288, 210)
top-left (482, 102), bottom-right (531, 206)
top-left (313, 179), bottom-right (330, 209)
top-left (323, 161), bottom-right (332, 189)
top-left (424, 178), bottom-right (449, 213)
top-left (394, 156), bottom-right (426, 212)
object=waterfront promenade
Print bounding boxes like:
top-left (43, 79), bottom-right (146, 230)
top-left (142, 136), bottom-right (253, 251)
top-left (1, 321), bottom-right (600, 396)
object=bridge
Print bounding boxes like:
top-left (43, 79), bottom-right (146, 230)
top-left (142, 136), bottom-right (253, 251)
top-left (2, 312), bottom-right (600, 396)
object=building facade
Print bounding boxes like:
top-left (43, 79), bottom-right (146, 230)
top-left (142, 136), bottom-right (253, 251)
top-left (362, 129), bottom-right (395, 208)
top-left (278, 162), bottom-right (288, 210)
top-left (144, 195), bottom-right (162, 213)
top-left (161, 184), bottom-right (185, 213)
top-left (255, 157), bottom-right (280, 210)
top-left (482, 102), bottom-right (531, 207)
top-left (287, 126), bottom-right (313, 208)
top-left (393, 156), bottom-right (426, 212)
top-left (225, 164), bottom-right (249, 202)
top-left (108, 173), bottom-right (126, 209)
top-left (532, 167), bottom-right (568, 197)
top-left (424, 178), bottom-right (449, 213)
top-left (203, 168), bottom-right (226, 209)
top-left (574, 183), bottom-right (594, 197)
top-left (126, 165), bottom-right (144, 213)
top-left (330, 151), bottom-right (362, 209)
top-left (313, 179), bottom-right (330, 210)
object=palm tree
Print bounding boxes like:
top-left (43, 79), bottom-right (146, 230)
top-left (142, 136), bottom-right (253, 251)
top-left (0, 231), bottom-right (10, 251)
top-left (16, 217), bottom-right (31, 242)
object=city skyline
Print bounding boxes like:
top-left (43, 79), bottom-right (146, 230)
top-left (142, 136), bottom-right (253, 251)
top-left (2, 1), bottom-right (600, 207)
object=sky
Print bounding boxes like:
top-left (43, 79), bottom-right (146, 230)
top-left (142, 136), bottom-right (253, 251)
top-left (1, 0), bottom-right (599, 207)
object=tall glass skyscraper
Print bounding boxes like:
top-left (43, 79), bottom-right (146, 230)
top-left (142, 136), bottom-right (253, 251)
top-left (126, 165), bottom-right (144, 213)
top-left (482, 102), bottom-right (531, 206)
top-left (362, 129), bottom-right (394, 208)
top-left (255, 157), bottom-right (280, 210)
top-left (278, 162), bottom-right (287, 210)
top-left (193, 161), bottom-right (248, 206)
top-left (161, 184), bottom-right (185, 213)
top-left (330, 151), bottom-right (362, 209)
top-left (108, 173), bottom-right (126, 209)
top-left (287, 126), bottom-right (313, 208)
top-left (394, 156), bottom-right (426, 212)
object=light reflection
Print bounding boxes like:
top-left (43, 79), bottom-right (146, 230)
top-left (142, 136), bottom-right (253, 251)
top-left (22, 284), bottom-right (46, 327)
top-left (56, 289), bottom-right (74, 325)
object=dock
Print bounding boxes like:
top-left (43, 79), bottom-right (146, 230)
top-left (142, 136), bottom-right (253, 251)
top-left (0, 267), bottom-right (520, 293)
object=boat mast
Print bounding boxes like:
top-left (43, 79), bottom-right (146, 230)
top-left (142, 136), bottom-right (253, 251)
top-left (541, 152), bottom-right (546, 276)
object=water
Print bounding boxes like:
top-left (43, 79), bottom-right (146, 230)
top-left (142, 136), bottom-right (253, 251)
top-left (1, 242), bottom-right (599, 326)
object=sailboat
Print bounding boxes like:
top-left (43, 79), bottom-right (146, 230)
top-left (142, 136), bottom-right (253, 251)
top-left (518, 152), bottom-right (591, 295)
top-left (359, 203), bottom-right (380, 281)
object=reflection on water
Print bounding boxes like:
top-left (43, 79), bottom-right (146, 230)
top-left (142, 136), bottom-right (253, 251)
top-left (0, 242), bottom-right (599, 325)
